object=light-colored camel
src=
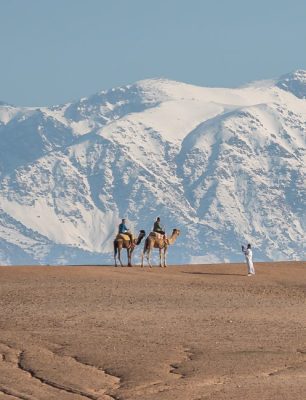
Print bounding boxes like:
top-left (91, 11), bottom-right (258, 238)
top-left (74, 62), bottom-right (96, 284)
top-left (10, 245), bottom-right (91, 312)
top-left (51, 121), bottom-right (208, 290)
top-left (141, 229), bottom-right (180, 268)
top-left (114, 230), bottom-right (146, 267)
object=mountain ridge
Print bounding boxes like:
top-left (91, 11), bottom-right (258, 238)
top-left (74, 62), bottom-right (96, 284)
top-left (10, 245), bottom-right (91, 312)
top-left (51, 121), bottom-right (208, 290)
top-left (0, 71), bottom-right (305, 264)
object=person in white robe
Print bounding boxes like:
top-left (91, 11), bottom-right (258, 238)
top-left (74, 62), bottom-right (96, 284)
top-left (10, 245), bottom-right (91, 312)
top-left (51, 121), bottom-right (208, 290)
top-left (242, 243), bottom-right (255, 276)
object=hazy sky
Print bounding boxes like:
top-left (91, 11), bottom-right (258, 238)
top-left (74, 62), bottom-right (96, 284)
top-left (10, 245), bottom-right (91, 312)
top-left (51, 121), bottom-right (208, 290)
top-left (0, 0), bottom-right (305, 106)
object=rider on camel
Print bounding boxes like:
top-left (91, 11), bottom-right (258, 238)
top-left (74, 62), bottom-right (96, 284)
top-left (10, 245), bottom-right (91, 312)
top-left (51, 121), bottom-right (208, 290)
top-left (118, 219), bottom-right (134, 248)
top-left (153, 217), bottom-right (166, 239)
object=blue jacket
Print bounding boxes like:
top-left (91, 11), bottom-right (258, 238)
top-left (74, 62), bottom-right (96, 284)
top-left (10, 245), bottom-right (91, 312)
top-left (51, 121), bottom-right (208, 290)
top-left (119, 223), bottom-right (128, 234)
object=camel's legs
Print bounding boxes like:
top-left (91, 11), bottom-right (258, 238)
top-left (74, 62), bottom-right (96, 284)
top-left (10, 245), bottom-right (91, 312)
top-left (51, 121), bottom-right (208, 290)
top-left (118, 248), bottom-right (124, 267)
top-left (159, 248), bottom-right (163, 267)
top-left (147, 247), bottom-right (153, 268)
top-left (141, 240), bottom-right (147, 267)
top-left (114, 255), bottom-right (118, 267)
top-left (127, 249), bottom-right (133, 267)
top-left (141, 239), bottom-right (151, 268)
top-left (163, 246), bottom-right (168, 267)
top-left (114, 244), bottom-right (118, 267)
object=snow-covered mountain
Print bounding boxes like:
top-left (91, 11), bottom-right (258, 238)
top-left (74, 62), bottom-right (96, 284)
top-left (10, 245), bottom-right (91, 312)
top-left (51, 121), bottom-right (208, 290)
top-left (0, 71), bottom-right (305, 265)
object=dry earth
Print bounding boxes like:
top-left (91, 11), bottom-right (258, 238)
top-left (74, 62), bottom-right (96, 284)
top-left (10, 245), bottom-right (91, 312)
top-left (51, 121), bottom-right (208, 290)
top-left (0, 261), bottom-right (305, 400)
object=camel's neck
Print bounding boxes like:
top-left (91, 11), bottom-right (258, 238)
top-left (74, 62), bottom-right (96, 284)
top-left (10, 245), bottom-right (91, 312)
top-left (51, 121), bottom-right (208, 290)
top-left (135, 235), bottom-right (145, 246)
top-left (167, 234), bottom-right (178, 245)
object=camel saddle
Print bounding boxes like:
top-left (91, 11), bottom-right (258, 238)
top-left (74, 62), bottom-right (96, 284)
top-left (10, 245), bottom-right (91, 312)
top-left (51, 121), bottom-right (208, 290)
top-left (116, 233), bottom-right (131, 241)
top-left (149, 232), bottom-right (164, 240)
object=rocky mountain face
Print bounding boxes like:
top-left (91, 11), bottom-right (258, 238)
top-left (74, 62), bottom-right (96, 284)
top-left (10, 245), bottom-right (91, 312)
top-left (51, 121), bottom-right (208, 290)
top-left (0, 71), bottom-right (305, 265)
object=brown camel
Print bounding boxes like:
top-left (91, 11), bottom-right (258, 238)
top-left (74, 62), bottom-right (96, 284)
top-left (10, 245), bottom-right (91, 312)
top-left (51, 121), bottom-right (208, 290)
top-left (114, 230), bottom-right (146, 267)
top-left (141, 229), bottom-right (180, 268)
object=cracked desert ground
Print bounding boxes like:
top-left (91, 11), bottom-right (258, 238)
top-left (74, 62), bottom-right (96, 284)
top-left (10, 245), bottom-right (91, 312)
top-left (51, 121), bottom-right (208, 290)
top-left (0, 261), bottom-right (305, 400)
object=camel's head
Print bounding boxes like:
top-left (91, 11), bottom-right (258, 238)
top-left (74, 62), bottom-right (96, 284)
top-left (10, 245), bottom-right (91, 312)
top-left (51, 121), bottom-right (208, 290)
top-left (172, 229), bottom-right (180, 236)
top-left (136, 230), bottom-right (146, 245)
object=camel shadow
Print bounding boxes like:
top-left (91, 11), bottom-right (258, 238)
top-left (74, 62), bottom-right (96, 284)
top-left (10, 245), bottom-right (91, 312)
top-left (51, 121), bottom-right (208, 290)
top-left (181, 272), bottom-right (246, 277)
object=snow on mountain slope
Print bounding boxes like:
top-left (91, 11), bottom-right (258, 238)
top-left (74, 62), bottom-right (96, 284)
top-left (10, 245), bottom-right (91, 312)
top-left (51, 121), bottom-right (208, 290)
top-left (178, 102), bottom-right (305, 261)
top-left (276, 70), bottom-right (306, 99)
top-left (0, 72), bottom-right (305, 264)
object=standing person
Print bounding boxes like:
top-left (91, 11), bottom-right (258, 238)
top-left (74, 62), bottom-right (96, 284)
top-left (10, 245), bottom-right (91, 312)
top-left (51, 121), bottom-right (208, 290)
top-left (242, 243), bottom-right (255, 276)
top-left (118, 219), bottom-right (134, 245)
top-left (153, 217), bottom-right (165, 235)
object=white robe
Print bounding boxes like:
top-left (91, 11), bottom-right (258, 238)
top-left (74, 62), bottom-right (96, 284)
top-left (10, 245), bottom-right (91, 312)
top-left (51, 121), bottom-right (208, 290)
top-left (243, 248), bottom-right (255, 275)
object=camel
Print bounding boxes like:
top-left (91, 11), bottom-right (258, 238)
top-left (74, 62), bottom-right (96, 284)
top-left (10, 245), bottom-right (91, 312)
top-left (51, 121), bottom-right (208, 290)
top-left (141, 229), bottom-right (180, 268)
top-left (114, 230), bottom-right (146, 267)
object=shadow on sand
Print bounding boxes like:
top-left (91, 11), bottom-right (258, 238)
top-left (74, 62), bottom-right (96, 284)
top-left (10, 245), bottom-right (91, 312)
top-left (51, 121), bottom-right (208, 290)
top-left (181, 272), bottom-right (246, 277)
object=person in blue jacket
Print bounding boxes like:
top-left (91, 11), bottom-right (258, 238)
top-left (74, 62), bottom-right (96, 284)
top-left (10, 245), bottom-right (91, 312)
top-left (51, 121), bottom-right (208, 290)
top-left (118, 218), bottom-right (128, 234)
top-left (118, 219), bottom-right (134, 245)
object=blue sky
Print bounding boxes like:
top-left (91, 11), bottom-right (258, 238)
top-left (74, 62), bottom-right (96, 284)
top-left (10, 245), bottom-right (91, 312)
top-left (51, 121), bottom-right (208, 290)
top-left (0, 0), bottom-right (305, 106)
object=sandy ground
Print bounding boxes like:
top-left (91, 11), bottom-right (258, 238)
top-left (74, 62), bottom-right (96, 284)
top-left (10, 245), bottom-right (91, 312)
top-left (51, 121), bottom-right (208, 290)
top-left (0, 261), bottom-right (305, 400)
